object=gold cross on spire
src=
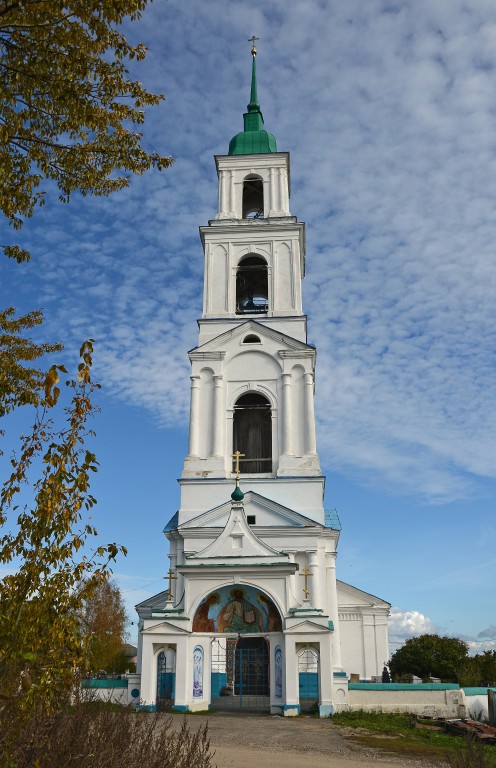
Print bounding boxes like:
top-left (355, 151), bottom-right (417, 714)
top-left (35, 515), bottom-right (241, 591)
top-left (164, 568), bottom-right (177, 600)
top-left (232, 450), bottom-right (245, 480)
top-left (249, 35), bottom-right (259, 56)
top-left (300, 565), bottom-right (312, 599)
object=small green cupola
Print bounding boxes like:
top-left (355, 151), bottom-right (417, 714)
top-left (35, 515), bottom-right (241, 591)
top-left (228, 42), bottom-right (277, 156)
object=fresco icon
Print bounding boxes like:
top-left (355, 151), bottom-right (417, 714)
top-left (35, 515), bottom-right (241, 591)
top-left (192, 585), bottom-right (282, 633)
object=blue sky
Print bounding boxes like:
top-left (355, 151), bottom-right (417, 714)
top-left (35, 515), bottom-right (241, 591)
top-left (2, 0), bottom-right (496, 654)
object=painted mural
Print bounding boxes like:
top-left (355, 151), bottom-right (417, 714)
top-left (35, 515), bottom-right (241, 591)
top-left (193, 585), bottom-right (282, 633)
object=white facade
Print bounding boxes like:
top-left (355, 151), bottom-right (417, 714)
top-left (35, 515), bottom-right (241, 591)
top-left (136, 54), bottom-right (389, 715)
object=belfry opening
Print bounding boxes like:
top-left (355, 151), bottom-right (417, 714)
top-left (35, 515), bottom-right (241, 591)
top-left (242, 174), bottom-right (264, 218)
top-left (233, 392), bottom-right (272, 473)
top-left (236, 255), bottom-right (268, 314)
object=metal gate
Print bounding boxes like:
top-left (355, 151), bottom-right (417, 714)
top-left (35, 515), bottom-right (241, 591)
top-left (298, 648), bottom-right (319, 712)
top-left (211, 636), bottom-right (270, 711)
top-left (157, 649), bottom-right (175, 711)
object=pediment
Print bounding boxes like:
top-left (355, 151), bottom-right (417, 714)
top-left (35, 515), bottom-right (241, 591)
top-left (185, 502), bottom-right (287, 565)
top-left (189, 319), bottom-right (313, 356)
top-left (180, 491), bottom-right (321, 530)
top-left (142, 621), bottom-right (189, 635)
top-left (337, 579), bottom-right (391, 609)
top-left (285, 619), bottom-right (331, 634)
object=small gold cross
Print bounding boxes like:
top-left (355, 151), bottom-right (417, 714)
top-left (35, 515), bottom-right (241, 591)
top-left (300, 565), bottom-right (312, 599)
top-left (249, 35), bottom-right (259, 55)
top-left (164, 568), bottom-right (177, 600)
top-left (232, 450), bottom-right (245, 479)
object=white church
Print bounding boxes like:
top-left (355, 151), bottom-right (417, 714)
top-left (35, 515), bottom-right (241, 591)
top-left (135, 45), bottom-right (390, 716)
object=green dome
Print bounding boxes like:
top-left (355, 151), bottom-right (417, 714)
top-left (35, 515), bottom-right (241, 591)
top-left (231, 484), bottom-right (245, 501)
top-left (229, 129), bottom-right (277, 156)
top-left (228, 51), bottom-right (277, 156)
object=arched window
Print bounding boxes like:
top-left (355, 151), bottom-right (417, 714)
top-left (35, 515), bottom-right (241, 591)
top-left (242, 334), bottom-right (261, 344)
top-left (236, 255), bottom-right (268, 315)
top-left (233, 392), bottom-right (272, 473)
top-left (242, 174), bottom-right (264, 218)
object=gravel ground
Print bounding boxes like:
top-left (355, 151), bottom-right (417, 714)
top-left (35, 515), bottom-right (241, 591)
top-left (167, 712), bottom-right (443, 768)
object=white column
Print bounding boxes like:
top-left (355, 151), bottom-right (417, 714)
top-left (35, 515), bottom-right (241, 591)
top-left (229, 171), bottom-right (235, 217)
top-left (281, 167), bottom-right (289, 214)
top-left (308, 551), bottom-right (322, 610)
top-left (304, 372), bottom-right (317, 455)
top-left (318, 634), bottom-right (333, 717)
top-left (283, 638), bottom-right (299, 715)
top-left (173, 636), bottom-right (190, 710)
top-left (269, 166), bottom-right (277, 215)
top-left (175, 538), bottom-right (184, 608)
top-left (187, 375), bottom-right (200, 456)
top-left (219, 170), bottom-right (227, 216)
top-left (278, 168), bottom-right (285, 214)
top-left (285, 551), bottom-right (298, 606)
top-left (326, 551), bottom-right (342, 669)
top-left (281, 372), bottom-right (292, 455)
top-left (139, 635), bottom-right (157, 707)
top-left (227, 409), bottom-right (234, 473)
top-left (212, 375), bottom-right (223, 456)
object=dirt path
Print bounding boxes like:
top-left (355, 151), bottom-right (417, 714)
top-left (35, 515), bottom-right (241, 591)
top-left (171, 712), bottom-right (441, 768)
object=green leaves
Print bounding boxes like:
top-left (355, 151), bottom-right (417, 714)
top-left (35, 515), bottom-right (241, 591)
top-left (389, 634), bottom-right (469, 682)
top-left (0, 344), bottom-right (126, 709)
top-left (1, 0), bottom-right (172, 261)
top-left (0, 307), bottom-right (63, 417)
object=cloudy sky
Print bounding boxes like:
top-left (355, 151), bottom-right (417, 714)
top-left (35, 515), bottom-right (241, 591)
top-left (2, 0), bottom-right (495, 654)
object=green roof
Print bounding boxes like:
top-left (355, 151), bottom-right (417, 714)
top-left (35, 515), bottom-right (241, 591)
top-left (228, 52), bottom-right (277, 156)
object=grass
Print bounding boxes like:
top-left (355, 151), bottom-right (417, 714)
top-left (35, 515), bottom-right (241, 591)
top-left (331, 711), bottom-right (496, 764)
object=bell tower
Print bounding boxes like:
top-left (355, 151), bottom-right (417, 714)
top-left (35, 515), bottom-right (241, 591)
top-left (135, 43), bottom-right (390, 717)
top-left (181, 43), bottom-right (323, 524)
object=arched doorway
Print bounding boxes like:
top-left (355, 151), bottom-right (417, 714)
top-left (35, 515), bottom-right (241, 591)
top-left (233, 392), bottom-right (272, 473)
top-left (195, 585), bottom-right (281, 712)
top-left (156, 648), bottom-right (175, 711)
top-left (298, 647), bottom-right (319, 713)
top-left (211, 636), bottom-right (270, 711)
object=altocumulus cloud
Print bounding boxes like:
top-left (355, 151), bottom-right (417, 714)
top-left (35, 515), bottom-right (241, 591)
top-left (9, 0), bottom-right (496, 505)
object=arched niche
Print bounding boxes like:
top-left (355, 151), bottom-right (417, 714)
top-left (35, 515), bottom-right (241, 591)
top-left (233, 391), bottom-right (271, 473)
top-left (242, 174), bottom-right (264, 219)
top-left (192, 585), bottom-right (282, 633)
top-left (236, 254), bottom-right (268, 315)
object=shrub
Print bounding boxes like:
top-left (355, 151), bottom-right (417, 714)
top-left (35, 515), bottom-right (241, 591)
top-left (0, 699), bottom-right (213, 768)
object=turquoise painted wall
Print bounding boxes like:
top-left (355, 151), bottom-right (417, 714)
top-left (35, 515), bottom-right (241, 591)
top-left (349, 683), bottom-right (460, 691)
top-left (211, 672), bottom-right (228, 697)
top-left (82, 679), bottom-right (128, 689)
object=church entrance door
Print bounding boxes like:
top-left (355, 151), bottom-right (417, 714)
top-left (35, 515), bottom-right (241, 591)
top-left (156, 649), bottom-right (175, 711)
top-left (211, 636), bottom-right (270, 712)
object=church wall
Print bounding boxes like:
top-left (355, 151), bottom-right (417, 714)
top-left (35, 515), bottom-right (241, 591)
top-left (201, 225), bottom-right (305, 319)
top-left (207, 244), bottom-right (229, 314)
top-left (178, 477), bottom-right (326, 524)
top-left (215, 152), bottom-right (291, 220)
top-left (197, 316), bottom-right (308, 346)
top-left (338, 610), bottom-right (389, 680)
